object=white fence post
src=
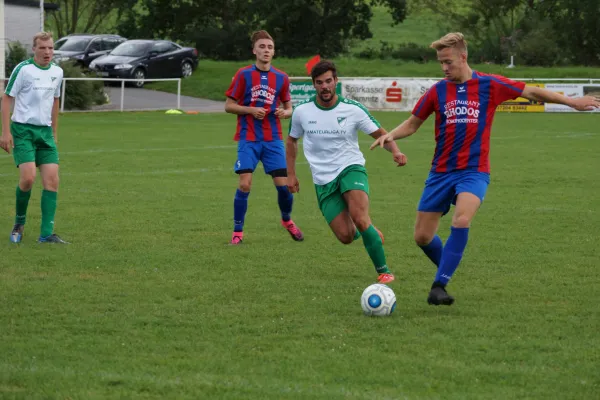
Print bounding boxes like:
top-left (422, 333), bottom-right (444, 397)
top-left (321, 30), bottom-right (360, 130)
top-left (120, 80), bottom-right (125, 112)
top-left (60, 80), bottom-right (66, 112)
top-left (177, 79), bottom-right (181, 110)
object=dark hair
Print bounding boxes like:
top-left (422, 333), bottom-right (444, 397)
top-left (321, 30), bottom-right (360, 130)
top-left (311, 60), bottom-right (337, 81)
top-left (251, 30), bottom-right (274, 48)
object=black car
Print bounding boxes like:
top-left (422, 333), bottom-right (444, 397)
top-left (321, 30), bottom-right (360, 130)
top-left (89, 40), bottom-right (199, 87)
top-left (53, 34), bottom-right (127, 67)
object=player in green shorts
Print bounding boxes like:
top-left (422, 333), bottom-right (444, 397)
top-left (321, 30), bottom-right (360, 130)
top-left (0, 32), bottom-right (68, 244)
top-left (286, 61), bottom-right (408, 283)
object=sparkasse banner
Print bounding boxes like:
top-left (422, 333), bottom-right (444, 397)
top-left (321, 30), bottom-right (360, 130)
top-left (341, 79), bottom-right (438, 111)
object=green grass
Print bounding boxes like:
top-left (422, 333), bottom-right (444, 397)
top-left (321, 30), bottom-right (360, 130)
top-left (1, 112), bottom-right (599, 399)
top-left (148, 58), bottom-right (600, 101)
top-left (351, 6), bottom-right (443, 51)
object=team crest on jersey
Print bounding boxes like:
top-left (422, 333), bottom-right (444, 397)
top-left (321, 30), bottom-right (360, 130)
top-left (337, 117), bottom-right (347, 127)
top-left (51, 77), bottom-right (57, 82)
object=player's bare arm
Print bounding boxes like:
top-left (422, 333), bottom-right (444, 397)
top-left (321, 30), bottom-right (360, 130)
top-left (370, 115), bottom-right (425, 150)
top-left (274, 100), bottom-right (293, 119)
top-left (224, 97), bottom-right (267, 120)
top-left (0, 94), bottom-right (14, 153)
top-left (369, 128), bottom-right (407, 166)
top-left (522, 86), bottom-right (600, 111)
top-left (52, 98), bottom-right (60, 144)
top-left (285, 135), bottom-right (300, 193)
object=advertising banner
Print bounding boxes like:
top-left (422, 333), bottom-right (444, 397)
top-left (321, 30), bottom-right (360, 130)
top-left (341, 79), bottom-right (437, 111)
top-left (497, 83), bottom-right (545, 112)
top-left (544, 84), bottom-right (600, 112)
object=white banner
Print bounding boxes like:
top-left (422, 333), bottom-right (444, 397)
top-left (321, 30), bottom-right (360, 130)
top-left (341, 79), bottom-right (437, 111)
top-left (545, 84), bottom-right (600, 112)
top-left (339, 79), bottom-right (600, 113)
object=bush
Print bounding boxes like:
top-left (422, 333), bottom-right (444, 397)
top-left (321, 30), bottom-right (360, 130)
top-left (59, 61), bottom-right (107, 110)
top-left (515, 30), bottom-right (561, 66)
top-left (389, 42), bottom-right (431, 63)
top-left (5, 41), bottom-right (28, 77)
top-left (354, 41), bottom-right (430, 63)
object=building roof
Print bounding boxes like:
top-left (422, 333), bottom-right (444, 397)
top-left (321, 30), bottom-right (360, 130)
top-left (5, 0), bottom-right (60, 11)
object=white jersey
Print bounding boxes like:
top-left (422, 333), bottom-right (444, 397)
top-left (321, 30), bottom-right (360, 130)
top-left (289, 96), bottom-right (380, 185)
top-left (5, 59), bottom-right (63, 127)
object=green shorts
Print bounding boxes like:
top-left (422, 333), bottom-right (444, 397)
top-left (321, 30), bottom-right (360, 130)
top-left (11, 122), bottom-right (59, 167)
top-left (314, 164), bottom-right (370, 224)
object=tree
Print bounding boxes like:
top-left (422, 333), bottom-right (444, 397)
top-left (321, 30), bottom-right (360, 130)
top-left (417, 0), bottom-right (600, 65)
top-left (539, 0), bottom-right (600, 65)
top-left (46, 0), bottom-right (138, 37)
top-left (116, 0), bottom-right (408, 60)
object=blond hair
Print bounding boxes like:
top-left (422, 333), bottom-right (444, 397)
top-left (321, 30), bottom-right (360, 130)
top-left (430, 32), bottom-right (468, 54)
top-left (33, 31), bottom-right (53, 47)
top-left (251, 30), bottom-right (274, 48)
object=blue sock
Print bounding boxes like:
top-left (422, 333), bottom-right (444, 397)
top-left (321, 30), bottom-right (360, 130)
top-left (435, 227), bottom-right (469, 285)
top-left (419, 235), bottom-right (443, 267)
top-left (276, 185), bottom-right (293, 222)
top-left (233, 189), bottom-right (250, 232)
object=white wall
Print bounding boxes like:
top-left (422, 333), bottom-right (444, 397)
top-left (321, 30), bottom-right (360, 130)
top-left (5, 4), bottom-right (40, 52)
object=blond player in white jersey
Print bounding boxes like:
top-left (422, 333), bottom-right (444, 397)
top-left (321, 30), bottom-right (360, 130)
top-left (286, 60), bottom-right (408, 284)
top-left (0, 32), bottom-right (68, 244)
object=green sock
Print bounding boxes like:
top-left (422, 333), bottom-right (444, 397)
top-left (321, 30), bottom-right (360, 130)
top-left (40, 190), bottom-right (57, 238)
top-left (15, 186), bottom-right (31, 225)
top-left (353, 229), bottom-right (361, 241)
top-left (361, 225), bottom-right (389, 274)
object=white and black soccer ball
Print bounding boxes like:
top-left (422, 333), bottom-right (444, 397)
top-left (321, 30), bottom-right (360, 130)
top-left (361, 284), bottom-right (396, 316)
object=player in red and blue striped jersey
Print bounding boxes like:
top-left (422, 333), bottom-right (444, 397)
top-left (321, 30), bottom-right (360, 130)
top-left (224, 30), bottom-right (304, 245)
top-left (372, 32), bottom-right (600, 305)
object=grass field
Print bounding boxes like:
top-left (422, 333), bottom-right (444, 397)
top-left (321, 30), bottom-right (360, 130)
top-left (1, 111), bottom-right (599, 399)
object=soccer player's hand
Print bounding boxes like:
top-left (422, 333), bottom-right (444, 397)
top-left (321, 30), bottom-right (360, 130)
top-left (250, 107), bottom-right (267, 120)
top-left (393, 151), bottom-right (407, 167)
top-left (274, 108), bottom-right (291, 119)
top-left (287, 175), bottom-right (300, 193)
top-left (0, 133), bottom-right (13, 154)
top-left (370, 133), bottom-right (394, 150)
top-left (570, 95), bottom-right (600, 111)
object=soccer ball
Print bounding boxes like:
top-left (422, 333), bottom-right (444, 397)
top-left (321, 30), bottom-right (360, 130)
top-left (361, 284), bottom-right (396, 316)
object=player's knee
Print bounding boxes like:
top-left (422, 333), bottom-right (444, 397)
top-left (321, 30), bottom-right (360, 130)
top-left (336, 232), bottom-right (354, 245)
top-left (352, 217), bottom-right (370, 233)
top-left (452, 214), bottom-right (471, 228)
top-left (414, 230), bottom-right (434, 247)
top-left (20, 177), bottom-right (35, 191)
top-left (19, 173), bottom-right (36, 190)
top-left (43, 175), bottom-right (59, 191)
top-left (238, 180), bottom-right (252, 192)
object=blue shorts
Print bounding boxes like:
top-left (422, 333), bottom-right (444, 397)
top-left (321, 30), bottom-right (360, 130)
top-left (234, 140), bottom-right (287, 175)
top-left (418, 170), bottom-right (490, 215)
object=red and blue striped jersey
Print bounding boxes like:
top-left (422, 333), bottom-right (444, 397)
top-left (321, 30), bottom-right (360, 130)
top-left (412, 71), bottom-right (526, 173)
top-left (225, 64), bottom-right (291, 142)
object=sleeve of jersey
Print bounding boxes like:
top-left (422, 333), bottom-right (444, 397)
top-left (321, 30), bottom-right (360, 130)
top-left (279, 75), bottom-right (291, 103)
top-left (288, 109), bottom-right (304, 138)
top-left (225, 71), bottom-right (246, 101)
top-left (357, 107), bottom-right (381, 134)
top-left (491, 75), bottom-right (526, 105)
top-left (411, 88), bottom-right (435, 120)
top-left (5, 66), bottom-right (23, 96)
top-left (54, 71), bottom-right (63, 98)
